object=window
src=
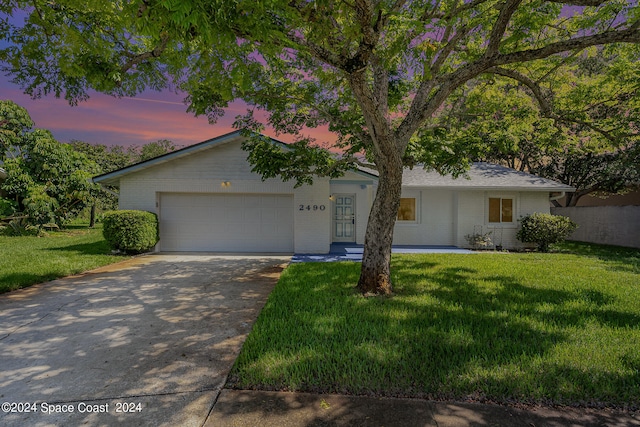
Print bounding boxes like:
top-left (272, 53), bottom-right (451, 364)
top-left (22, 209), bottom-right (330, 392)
top-left (488, 198), bottom-right (513, 223)
top-left (397, 198), bottom-right (416, 221)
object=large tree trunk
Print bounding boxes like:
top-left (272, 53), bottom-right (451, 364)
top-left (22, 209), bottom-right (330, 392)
top-left (357, 161), bottom-right (403, 295)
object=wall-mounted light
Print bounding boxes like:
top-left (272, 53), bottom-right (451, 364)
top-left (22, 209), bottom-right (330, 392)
top-left (221, 181), bottom-right (231, 188)
top-left (329, 194), bottom-right (336, 201)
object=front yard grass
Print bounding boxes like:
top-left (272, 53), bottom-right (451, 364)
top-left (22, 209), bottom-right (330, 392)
top-left (230, 242), bottom-right (640, 408)
top-left (0, 223), bottom-right (128, 294)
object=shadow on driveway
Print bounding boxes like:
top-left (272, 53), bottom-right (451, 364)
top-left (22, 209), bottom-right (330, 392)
top-left (0, 254), bottom-right (290, 427)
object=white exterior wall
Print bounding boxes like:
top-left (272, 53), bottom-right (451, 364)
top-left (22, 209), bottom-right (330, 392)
top-left (454, 190), bottom-right (551, 249)
top-left (455, 191), bottom-right (486, 247)
top-left (115, 137), bottom-right (557, 252)
top-left (520, 192), bottom-right (551, 216)
top-left (293, 179), bottom-right (331, 253)
top-left (393, 189), bottom-right (454, 245)
top-left (118, 140), bottom-right (331, 253)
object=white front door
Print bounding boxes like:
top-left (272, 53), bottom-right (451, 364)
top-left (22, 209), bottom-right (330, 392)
top-left (332, 194), bottom-right (356, 242)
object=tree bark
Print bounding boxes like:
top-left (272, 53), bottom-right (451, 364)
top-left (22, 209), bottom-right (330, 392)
top-left (357, 159), bottom-right (403, 295)
top-left (89, 204), bottom-right (96, 228)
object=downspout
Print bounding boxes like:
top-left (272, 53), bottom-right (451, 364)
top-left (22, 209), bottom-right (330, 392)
top-left (549, 191), bottom-right (565, 208)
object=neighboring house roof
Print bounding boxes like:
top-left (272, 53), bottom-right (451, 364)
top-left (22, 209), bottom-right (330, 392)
top-left (93, 130), bottom-right (574, 192)
top-left (0, 167), bottom-right (6, 180)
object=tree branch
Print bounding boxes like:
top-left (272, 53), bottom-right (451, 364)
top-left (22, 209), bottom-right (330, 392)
top-left (120, 34), bottom-right (169, 73)
top-left (421, 0), bottom-right (492, 21)
top-left (546, 0), bottom-right (607, 6)
top-left (372, 55), bottom-right (389, 117)
top-left (399, 24), bottom-right (640, 144)
top-left (485, 67), bottom-right (637, 144)
top-left (485, 66), bottom-right (553, 116)
top-left (431, 24), bottom-right (470, 76)
top-left (556, 115), bottom-right (634, 143)
top-left (486, 0), bottom-right (523, 56)
top-left (493, 26), bottom-right (640, 67)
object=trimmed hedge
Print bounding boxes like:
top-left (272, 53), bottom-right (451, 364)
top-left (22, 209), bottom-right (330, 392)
top-left (516, 212), bottom-right (578, 252)
top-left (102, 210), bottom-right (159, 253)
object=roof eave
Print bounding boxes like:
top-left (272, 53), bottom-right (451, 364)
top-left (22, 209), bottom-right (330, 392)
top-left (93, 130), bottom-right (290, 186)
top-left (401, 184), bottom-right (576, 192)
top-left (92, 131), bottom-right (244, 186)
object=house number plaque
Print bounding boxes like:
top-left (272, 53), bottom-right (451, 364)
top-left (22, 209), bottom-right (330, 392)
top-left (299, 204), bottom-right (326, 211)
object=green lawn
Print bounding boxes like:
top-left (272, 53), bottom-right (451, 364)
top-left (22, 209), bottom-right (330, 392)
top-left (0, 223), bottom-right (129, 293)
top-left (230, 242), bottom-right (640, 407)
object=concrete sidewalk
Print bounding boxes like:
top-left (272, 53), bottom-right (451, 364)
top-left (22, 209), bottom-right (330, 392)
top-left (292, 243), bottom-right (473, 262)
top-left (207, 389), bottom-right (640, 427)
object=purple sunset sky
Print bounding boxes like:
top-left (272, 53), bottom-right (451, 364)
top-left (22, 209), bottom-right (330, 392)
top-left (1, 76), bottom-right (254, 148)
top-left (1, 75), bottom-right (336, 148)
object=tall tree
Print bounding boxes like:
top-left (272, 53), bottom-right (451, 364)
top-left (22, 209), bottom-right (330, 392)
top-left (0, 100), bottom-right (99, 226)
top-left (2, 1), bottom-right (640, 293)
top-left (69, 140), bottom-right (133, 226)
top-left (69, 139), bottom-right (179, 225)
top-left (136, 139), bottom-right (178, 162)
top-left (428, 49), bottom-right (640, 206)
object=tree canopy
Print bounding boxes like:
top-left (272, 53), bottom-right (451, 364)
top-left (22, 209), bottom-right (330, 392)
top-left (69, 138), bottom-right (179, 226)
top-left (0, 100), bottom-right (99, 227)
top-left (0, 99), bottom-right (180, 228)
top-left (429, 48), bottom-right (640, 205)
top-left (2, 0), bottom-right (640, 292)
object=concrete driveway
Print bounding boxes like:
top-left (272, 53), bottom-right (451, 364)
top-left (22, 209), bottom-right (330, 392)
top-left (0, 254), bottom-right (290, 427)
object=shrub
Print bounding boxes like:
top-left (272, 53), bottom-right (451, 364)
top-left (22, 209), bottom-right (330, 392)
top-left (102, 210), bottom-right (158, 253)
top-left (0, 198), bottom-right (17, 218)
top-left (0, 217), bottom-right (41, 236)
top-left (465, 231), bottom-right (492, 249)
top-left (23, 185), bottom-right (59, 227)
top-left (516, 213), bottom-right (578, 252)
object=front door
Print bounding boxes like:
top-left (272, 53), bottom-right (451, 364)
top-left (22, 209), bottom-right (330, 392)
top-left (333, 194), bottom-right (356, 242)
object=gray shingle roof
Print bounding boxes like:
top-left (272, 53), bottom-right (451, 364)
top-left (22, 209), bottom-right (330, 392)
top-left (364, 162), bottom-right (574, 191)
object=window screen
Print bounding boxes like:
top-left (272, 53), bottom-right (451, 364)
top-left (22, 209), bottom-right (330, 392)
top-left (397, 198), bottom-right (416, 221)
top-left (489, 198), bottom-right (513, 223)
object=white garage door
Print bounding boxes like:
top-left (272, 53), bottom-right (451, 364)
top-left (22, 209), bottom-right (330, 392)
top-left (159, 193), bottom-right (294, 252)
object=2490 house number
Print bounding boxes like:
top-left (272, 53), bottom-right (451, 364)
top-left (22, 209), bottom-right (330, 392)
top-left (299, 205), bottom-right (326, 211)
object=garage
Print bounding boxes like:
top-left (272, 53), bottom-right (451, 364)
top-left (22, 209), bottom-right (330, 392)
top-left (159, 193), bottom-right (294, 252)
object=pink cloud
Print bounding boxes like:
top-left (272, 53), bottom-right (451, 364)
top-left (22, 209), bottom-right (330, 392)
top-left (1, 79), bottom-right (338, 148)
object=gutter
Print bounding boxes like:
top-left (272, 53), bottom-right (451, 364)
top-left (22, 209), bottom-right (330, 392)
top-left (549, 191), bottom-right (566, 202)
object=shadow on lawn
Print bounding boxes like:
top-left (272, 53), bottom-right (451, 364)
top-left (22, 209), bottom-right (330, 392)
top-left (45, 240), bottom-right (112, 255)
top-left (231, 258), bottom-right (640, 407)
top-left (557, 241), bottom-right (640, 275)
top-left (0, 273), bottom-right (52, 293)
